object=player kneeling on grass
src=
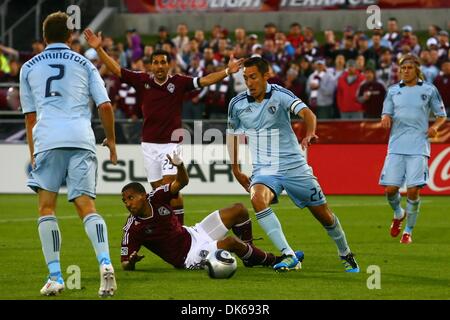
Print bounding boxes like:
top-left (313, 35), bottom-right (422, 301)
top-left (120, 148), bottom-right (302, 271)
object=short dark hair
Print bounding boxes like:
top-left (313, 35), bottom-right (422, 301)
top-left (150, 49), bottom-right (172, 63)
top-left (243, 56), bottom-right (269, 75)
top-left (388, 17), bottom-right (397, 22)
top-left (43, 11), bottom-right (71, 44)
top-left (122, 182), bottom-right (146, 194)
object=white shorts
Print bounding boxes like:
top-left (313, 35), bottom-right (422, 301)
top-left (183, 210), bottom-right (228, 269)
top-left (379, 154), bottom-right (429, 188)
top-left (141, 142), bottom-right (179, 183)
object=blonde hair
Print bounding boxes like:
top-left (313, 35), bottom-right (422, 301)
top-left (399, 53), bottom-right (424, 81)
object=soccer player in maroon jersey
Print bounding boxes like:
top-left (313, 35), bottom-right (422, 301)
top-left (84, 28), bottom-right (243, 226)
top-left (120, 148), bottom-right (292, 271)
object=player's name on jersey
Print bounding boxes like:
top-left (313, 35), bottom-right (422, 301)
top-left (25, 51), bottom-right (88, 68)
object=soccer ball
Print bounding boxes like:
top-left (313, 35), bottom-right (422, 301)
top-left (205, 249), bottom-right (237, 279)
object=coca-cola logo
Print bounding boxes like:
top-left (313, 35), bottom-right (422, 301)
top-left (428, 147), bottom-right (450, 192)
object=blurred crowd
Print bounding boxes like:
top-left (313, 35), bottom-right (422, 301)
top-left (1, 17), bottom-right (449, 125)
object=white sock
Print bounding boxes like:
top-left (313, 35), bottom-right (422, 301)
top-left (325, 214), bottom-right (351, 257)
top-left (255, 208), bottom-right (294, 256)
top-left (83, 213), bottom-right (111, 265)
top-left (387, 192), bottom-right (404, 219)
top-left (38, 215), bottom-right (62, 280)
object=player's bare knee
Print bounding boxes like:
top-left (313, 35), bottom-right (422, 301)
top-left (407, 187), bottom-right (420, 200)
top-left (250, 193), bottom-right (269, 212)
top-left (232, 203), bottom-right (248, 220)
top-left (385, 186), bottom-right (399, 196)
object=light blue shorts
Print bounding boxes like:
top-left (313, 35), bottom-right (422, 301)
top-left (28, 148), bottom-right (98, 201)
top-left (250, 165), bottom-right (327, 209)
top-left (379, 154), bottom-right (428, 188)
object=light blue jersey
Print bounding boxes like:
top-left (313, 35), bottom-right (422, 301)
top-left (382, 80), bottom-right (446, 157)
top-left (20, 43), bottom-right (110, 154)
top-left (228, 83), bottom-right (307, 175)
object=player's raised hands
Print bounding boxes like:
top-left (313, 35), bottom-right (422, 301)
top-left (102, 138), bottom-right (117, 165)
top-left (381, 115), bottom-right (392, 129)
top-left (227, 53), bottom-right (244, 74)
top-left (301, 134), bottom-right (318, 151)
top-left (167, 147), bottom-right (184, 167)
top-left (83, 28), bottom-right (102, 50)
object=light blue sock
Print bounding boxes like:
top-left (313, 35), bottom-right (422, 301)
top-left (324, 214), bottom-right (351, 257)
top-left (83, 213), bottom-right (111, 265)
top-left (405, 198), bottom-right (420, 234)
top-left (38, 215), bottom-right (62, 281)
top-left (387, 192), bottom-right (404, 219)
top-left (255, 208), bottom-right (294, 256)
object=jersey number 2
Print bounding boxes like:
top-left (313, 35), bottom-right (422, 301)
top-left (45, 64), bottom-right (65, 97)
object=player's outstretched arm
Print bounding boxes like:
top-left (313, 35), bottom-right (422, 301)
top-left (122, 251), bottom-right (145, 271)
top-left (83, 28), bottom-right (122, 77)
top-left (167, 149), bottom-right (189, 194)
top-left (199, 54), bottom-right (243, 87)
top-left (98, 102), bottom-right (117, 165)
top-left (227, 134), bottom-right (250, 192)
top-left (298, 108), bottom-right (319, 150)
top-left (24, 112), bottom-right (37, 167)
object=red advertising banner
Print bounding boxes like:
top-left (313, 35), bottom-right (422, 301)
top-left (308, 144), bottom-right (450, 195)
top-left (124, 0), bottom-right (450, 13)
top-left (292, 120), bottom-right (450, 144)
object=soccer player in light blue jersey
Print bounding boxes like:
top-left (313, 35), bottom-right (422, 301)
top-left (380, 53), bottom-right (447, 244)
top-left (20, 12), bottom-right (118, 296)
top-left (227, 57), bottom-right (359, 272)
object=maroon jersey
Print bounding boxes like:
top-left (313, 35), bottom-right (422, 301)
top-left (120, 184), bottom-right (191, 268)
top-left (120, 68), bottom-right (199, 143)
top-left (357, 80), bottom-right (387, 119)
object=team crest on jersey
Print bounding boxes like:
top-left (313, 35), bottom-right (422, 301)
top-left (158, 206), bottom-right (171, 216)
top-left (167, 83), bottom-right (175, 93)
top-left (268, 105), bottom-right (277, 114)
top-left (145, 83), bottom-right (150, 89)
top-left (421, 94), bottom-right (428, 101)
top-left (144, 226), bottom-right (153, 234)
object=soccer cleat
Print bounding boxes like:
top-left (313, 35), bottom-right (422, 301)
top-left (400, 232), bottom-right (412, 244)
top-left (273, 250), bottom-right (305, 266)
top-left (390, 209), bottom-right (406, 238)
top-left (295, 250), bottom-right (305, 263)
top-left (98, 263), bottom-right (117, 298)
top-left (340, 252), bottom-right (360, 273)
top-left (273, 254), bottom-right (301, 272)
top-left (243, 253), bottom-right (275, 268)
top-left (40, 277), bottom-right (65, 296)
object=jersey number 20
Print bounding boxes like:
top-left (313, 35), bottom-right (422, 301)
top-left (45, 64), bottom-right (65, 97)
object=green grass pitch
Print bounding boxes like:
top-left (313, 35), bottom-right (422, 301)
top-left (0, 194), bottom-right (449, 300)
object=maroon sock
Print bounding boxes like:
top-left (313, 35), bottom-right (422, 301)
top-left (173, 206), bottom-right (184, 225)
top-left (232, 219), bottom-right (253, 244)
top-left (241, 243), bottom-right (276, 267)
